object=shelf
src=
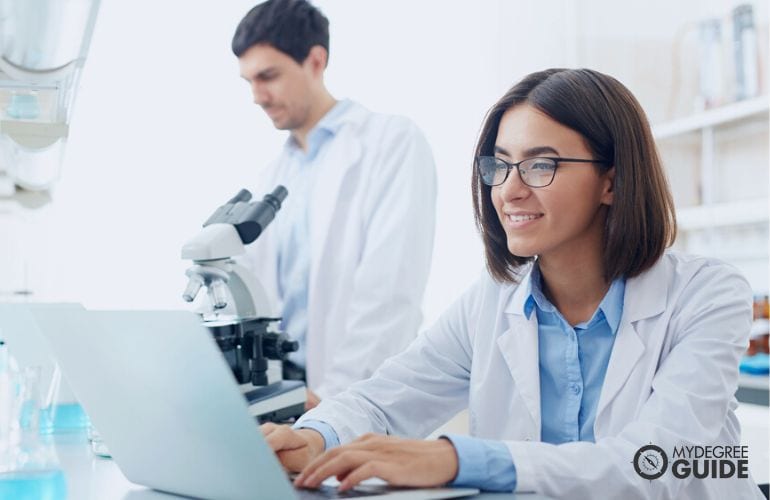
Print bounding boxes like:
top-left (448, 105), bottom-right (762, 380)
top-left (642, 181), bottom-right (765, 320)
top-left (704, 249), bottom-right (770, 262)
top-left (676, 198), bottom-right (769, 231)
top-left (653, 95), bottom-right (769, 140)
top-left (739, 373), bottom-right (769, 391)
top-left (737, 373), bottom-right (769, 406)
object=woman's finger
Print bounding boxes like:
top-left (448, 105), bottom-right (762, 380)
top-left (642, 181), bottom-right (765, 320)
top-left (295, 444), bottom-right (341, 484)
top-left (338, 461), bottom-right (392, 491)
top-left (298, 450), bottom-right (374, 489)
top-left (352, 433), bottom-right (381, 443)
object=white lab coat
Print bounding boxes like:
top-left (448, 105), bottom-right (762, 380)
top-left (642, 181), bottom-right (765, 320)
top-left (298, 252), bottom-right (763, 499)
top-left (244, 101), bottom-right (437, 399)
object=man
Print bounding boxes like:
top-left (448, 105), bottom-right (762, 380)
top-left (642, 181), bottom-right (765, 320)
top-left (232, 0), bottom-right (437, 409)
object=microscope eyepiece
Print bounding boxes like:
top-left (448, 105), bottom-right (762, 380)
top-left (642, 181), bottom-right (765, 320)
top-left (228, 189), bottom-right (252, 204)
top-left (201, 185), bottom-right (288, 245)
top-left (235, 184), bottom-right (288, 244)
top-left (266, 186), bottom-right (288, 206)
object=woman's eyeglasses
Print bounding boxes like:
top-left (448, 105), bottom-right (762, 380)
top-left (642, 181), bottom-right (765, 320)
top-left (476, 156), bottom-right (610, 188)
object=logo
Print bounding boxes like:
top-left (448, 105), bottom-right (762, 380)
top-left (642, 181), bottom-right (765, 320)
top-left (633, 444), bottom-right (668, 480)
top-left (632, 444), bottom-right (750, 481)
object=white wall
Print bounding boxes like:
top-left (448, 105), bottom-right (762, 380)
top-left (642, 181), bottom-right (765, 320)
top-left (4, 0), bottom-right (768, 324)
top-left (15, 0), bottom-right (575, 328)
top-left (23, 1), bottom-right (282, 308)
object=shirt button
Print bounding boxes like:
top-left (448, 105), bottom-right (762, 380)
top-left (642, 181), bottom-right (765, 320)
top-left (571, 383), bottom-right (581, 395)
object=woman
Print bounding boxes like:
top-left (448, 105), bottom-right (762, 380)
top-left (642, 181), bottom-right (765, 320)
top-left (262, 69), bottom-right (761, 499)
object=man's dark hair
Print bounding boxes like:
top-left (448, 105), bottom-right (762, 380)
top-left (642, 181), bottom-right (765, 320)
top-left (472, 68), bottom-right (677, 284)
top-left (232, 0), bottom-right (330, 65)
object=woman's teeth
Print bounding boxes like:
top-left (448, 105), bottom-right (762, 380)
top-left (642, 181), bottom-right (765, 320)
top-left (509, 214), bottom-right (542, 223)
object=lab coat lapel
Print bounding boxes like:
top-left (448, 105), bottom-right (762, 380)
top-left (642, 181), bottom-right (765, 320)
top-left (497, 271), bottom-right (541, 434)
top-left (595, 259), bottom-right (668, 420)
top-left (308, 126), bottom-right (362, 282)
top-left (594, 318), bottom-right (644, 422)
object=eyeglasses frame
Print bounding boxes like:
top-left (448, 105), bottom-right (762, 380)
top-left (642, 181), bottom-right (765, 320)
top-left (476, 155), bottom-right (611, 188)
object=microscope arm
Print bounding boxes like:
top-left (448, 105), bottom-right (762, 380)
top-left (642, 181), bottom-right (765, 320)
top-left (224, 262), bottom-right (274, 318)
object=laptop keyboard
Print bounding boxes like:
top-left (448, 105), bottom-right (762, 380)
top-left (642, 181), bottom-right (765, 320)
top-left (296, 483), bottom-right (390, 498)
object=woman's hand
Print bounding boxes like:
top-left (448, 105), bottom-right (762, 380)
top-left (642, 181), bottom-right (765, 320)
top-left (293, 434), bottom-right (459, 492)
top-left (261, 423), bottom-right (326, 472)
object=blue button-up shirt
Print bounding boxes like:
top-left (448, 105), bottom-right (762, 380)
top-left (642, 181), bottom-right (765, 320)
top-left (298, 264), bottom-right (625, 492)
top-left (448, 266), bottom-right (625, 491)
top-left (274, 100), bottom-right (353, 368)
top-left (528, 264), bottom-right (625, 444)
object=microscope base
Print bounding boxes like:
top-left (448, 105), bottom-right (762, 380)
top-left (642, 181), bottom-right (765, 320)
top-left (240, 380), bottom-right (306, 423)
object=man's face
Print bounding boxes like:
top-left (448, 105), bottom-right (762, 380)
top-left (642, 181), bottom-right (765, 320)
top-left (238, 44), bottom-right (316, 131)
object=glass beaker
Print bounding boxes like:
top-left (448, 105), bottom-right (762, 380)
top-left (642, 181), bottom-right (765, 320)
top-left (0, 362), bottom-right (66, 500)
top-left (35, 362), bottom-right (89, 435)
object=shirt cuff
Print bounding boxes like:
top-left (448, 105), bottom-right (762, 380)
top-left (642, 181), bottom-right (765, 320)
top-left (441, 434), bottom-right (517, 492)
top-left (293, 419), bottom-right (340, 450)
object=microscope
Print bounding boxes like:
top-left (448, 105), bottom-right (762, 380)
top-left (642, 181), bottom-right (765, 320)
top-left (181, 186), bottom-right (305, 423)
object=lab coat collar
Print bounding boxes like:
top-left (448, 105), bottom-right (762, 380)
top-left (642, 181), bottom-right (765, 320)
top-left (523, 262), bottom-right (627, 335)
top-left (497, 257), bottom-right (669, 435)
top-left (495, 263), bottom-right (540, 434)
top-left (496, 311), bottom-right (541, 438)
top-left (504, 256), bottom-right (667, 322)
top-left (619, 256), bottom-right (669, 322)
top-left (593, 257), bottom-right (669, 421)
top-left (505, 263), bottom-right (535, 316)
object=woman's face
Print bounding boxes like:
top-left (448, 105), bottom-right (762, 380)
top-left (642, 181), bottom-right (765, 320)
top-left (491, 104), bottom-right (615, 263)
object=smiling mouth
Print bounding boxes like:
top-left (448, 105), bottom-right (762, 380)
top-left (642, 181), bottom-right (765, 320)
top-left (506, 213), bottom-right (544, 223)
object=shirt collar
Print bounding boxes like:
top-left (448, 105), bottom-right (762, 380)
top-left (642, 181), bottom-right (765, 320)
top-left (523, 262), bottom-right (625, 334)
top-left (285, 99), bottom-right (353, 155)
top-left (315, 98), bottom-right (353, 133)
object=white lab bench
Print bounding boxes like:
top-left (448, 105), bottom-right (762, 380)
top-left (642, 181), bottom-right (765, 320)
top-left (50, 420), bottom-right (769, 499)
top-left (53, 432), bottom-right (554, 499)
top-left (735, 403), bottom-right (770, 486)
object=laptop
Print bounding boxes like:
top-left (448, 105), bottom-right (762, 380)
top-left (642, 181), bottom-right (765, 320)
top-left (0, 303), bottom-right (80, 403)
top-left (31, 306), bottom-right (479, 500)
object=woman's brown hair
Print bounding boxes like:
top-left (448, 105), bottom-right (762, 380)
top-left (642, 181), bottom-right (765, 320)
top-left (472, 68), bottom-right (677, 283)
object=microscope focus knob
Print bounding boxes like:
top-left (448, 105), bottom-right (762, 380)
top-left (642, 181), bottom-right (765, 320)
top-left (282, 339), bottom-right (299, 353)
top-left (262, 333), bottom-right (298, 360)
